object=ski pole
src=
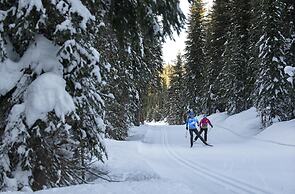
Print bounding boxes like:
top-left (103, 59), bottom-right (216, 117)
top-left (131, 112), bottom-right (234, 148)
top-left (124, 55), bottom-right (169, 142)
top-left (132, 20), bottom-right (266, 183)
top-left (208, 127), bottom-right (212, 134)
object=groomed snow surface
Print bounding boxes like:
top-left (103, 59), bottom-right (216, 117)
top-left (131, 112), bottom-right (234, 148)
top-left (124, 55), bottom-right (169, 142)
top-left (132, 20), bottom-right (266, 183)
top-left (3, 108), bottom-right (295, 194)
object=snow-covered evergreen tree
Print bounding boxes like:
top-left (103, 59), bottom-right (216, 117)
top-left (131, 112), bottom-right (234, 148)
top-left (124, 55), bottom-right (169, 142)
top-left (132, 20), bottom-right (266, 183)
top-left (246, 0), bottom-right (263, 110)
top-left (0, 1), bottom-right (108, 190)
top-left (167, 54), bottom-right (186, 125)
top-left (0, 0), bottom-right (187, 191)
top-left (213, 0), bottom-right (251, 114)
top-left (205, 0), bottom-right (231, 113)
top-left (184, 0), bottom-right (206, 114)
top-left (283, 0), bottom-right (295, 118)
top-left (252, 0), bottom-right (294, 127)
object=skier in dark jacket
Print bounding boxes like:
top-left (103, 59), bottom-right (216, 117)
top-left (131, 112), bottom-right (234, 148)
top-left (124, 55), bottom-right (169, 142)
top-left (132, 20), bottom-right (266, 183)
top-left (195, 114), bottom-right (213, 143)
top-left (186, 111), bottom-right (211, 147)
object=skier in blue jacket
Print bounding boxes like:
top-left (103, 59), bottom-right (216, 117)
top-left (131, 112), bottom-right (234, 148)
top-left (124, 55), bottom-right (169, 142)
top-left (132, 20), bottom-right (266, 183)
top-left (186, 111), bottom-right (211, 147)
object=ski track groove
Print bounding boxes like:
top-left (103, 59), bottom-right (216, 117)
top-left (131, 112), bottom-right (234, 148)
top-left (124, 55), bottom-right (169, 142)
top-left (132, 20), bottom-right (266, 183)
top-left (161, 128), bottom-right (271, 194)
top-left (172, 146), bottom-right (272, 194)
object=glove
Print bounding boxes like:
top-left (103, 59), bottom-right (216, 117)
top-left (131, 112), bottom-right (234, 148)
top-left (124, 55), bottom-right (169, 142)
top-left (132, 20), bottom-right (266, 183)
top-left (186, 126), bottom-right (188, 130)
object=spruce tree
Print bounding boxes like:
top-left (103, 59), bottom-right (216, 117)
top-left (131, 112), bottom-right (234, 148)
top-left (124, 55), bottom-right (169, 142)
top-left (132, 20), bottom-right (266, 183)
top-left (0, 1), bottom-right (109, 190)
top-left (184, 0), bottom-right (206, 114)
top-left (205, 0), bottom-right (231, 113)
top-left (214, 0), bottom-right (251, 114)
top-left (283, 0), bottom-right (295, 118)
top-left (246, 0), bottom-right (262, 109)
top-left (167, 53), bottom-right (186, 125)
top-left (0, 0), bottom-right (187, 191)
top-left (252, 0), bottom-right (293, 127)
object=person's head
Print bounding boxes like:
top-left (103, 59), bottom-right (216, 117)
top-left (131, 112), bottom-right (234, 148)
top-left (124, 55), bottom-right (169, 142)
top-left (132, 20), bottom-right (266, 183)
top-left (203, 114), bottom-right (207, 118)
top-left (189, 111), bottom-right (195, 118)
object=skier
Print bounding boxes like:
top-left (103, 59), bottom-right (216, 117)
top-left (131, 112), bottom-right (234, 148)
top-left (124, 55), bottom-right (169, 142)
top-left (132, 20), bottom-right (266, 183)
top-left (195, 114), bottom-right (213, 143)
top-left (186, 111), bottom-right (211, 147)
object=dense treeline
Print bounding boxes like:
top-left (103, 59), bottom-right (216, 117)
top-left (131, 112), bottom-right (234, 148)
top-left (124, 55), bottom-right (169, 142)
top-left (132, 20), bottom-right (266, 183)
top-left (151, 0), bottom-right (295, 127)
top-left (0, 0), bottom-right (187, 191)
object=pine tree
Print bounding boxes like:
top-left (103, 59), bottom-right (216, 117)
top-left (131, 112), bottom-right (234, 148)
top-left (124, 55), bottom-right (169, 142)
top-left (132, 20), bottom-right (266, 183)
top-left (204, 0), bottom-right (231, 113)
top-left (246, 0), bottom-right (262, 110)
top-left (167, 54), bottom-right (186, 125)
top-left (252, 0), bottom-right (293, 127)
top-left (283, 0), bottom-right (295, 118)
top-left (213, 0), bottom-right (251, 114)
top-left (0, 0), bottom-right (187, 191)
top-left (184, 0), bottom-right (206, 114)
top-left (0, 1), bottom-right (108, 190)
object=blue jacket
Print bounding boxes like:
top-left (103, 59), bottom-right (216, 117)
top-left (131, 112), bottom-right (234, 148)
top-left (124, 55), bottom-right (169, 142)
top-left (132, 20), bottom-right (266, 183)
top-left (186, 117), bottom-right (199, 130)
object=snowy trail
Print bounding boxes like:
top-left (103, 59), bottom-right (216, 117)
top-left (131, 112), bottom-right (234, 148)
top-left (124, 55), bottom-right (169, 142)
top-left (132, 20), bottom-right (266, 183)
top-left (138, 125), bottom-right (230, 194)
top-left (136, 123), bottom-right (295, 194)
top-left (162, 127), bottom-right (269, 194)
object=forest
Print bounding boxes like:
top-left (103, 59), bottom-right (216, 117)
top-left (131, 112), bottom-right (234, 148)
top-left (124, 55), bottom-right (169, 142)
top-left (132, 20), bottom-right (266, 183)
top-left (0, 0), bottom-right (294, 192)
top-left (146, 0), bottom-right (295, 129)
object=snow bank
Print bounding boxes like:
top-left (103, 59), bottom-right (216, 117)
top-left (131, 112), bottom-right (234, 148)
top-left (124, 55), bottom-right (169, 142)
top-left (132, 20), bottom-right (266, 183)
top-left (2, 179), bottom-right (192, 194)
top-left (0, 59), bottom-right (23, 95)
top-left (205, 107), bottom-right (295, 146)
top-left (24, 72), bottom-right (75, 127)
top-left (71, 139), bottom-right (192, 194)
top-left (221, 107), bottom-right (261, 136)
top-left (205, 108), bottom-right (260, 136)
top-left (127, 125), bottom-right (150, 141)
top-left (101, 140), bottom-right (159, 182)
top-left (201, 111), bottom-right (228, 123)
top-left (145, 120), bottom-right (168, 126)
top-left (257, 119), bottom-right (295, 145)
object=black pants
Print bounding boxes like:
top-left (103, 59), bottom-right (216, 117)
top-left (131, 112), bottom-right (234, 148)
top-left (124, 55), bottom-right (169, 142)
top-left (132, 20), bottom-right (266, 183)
top-left (195, 128), bottom-right (208, 142)
top-left (189, 129), bottom-right (208, 147)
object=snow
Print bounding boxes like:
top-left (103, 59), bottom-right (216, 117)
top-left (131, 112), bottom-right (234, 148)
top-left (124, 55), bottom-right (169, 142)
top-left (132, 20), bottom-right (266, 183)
top-left (257, 119), bottom-right (295, 145)
top-left (213, 107), bottom-right (262, 137)
top-left (3, 108), bottom-right (295, 194)
top-left (284, 66), bottom-right (295, 83)
top-left (21, 35), bottom-right (63, 75)
top-left (53, 0), bottom-right (95, 30)
top-left (284, 66), bottom-right (295, 77)
top-left (272, 56), bottom-right (279, 62)
top-left (68, 0), bottom-right (95, 29)
top-left (24, 72), bottom-right (75, 127)
top-left (0, 59), bottom-right (23, 95)
top-left (4, 103), bottom-right (25, 143)
top-left (55, 19), bottom-right (77, 34)
top-left (17, 0), bottom-right (44, 17)
top-left (0, 35), bottom-right (62, 96)
top-left (3, 180), bottom-right (192, 194)
top-left (1, 35), bottom-right (74, 127)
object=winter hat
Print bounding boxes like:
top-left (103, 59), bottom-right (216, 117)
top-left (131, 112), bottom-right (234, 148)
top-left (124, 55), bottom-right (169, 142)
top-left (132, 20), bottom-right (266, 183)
top-left (189, 111), bottom-right (195, 116)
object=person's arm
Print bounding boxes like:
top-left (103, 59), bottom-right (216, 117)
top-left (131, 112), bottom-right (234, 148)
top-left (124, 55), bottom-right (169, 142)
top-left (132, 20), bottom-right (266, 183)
top-left (208, 119), bottom-right (213, 128)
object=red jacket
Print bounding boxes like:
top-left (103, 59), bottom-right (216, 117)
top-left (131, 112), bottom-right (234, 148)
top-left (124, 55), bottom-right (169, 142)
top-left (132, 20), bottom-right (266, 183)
top-left (199, 118), bottom-right (213, 128)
